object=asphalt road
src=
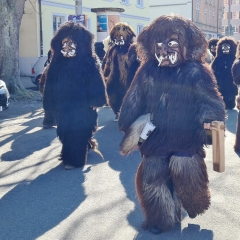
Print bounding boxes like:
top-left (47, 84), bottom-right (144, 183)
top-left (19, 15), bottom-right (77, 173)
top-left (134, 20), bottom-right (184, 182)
top-left (1, 93), bottom-right (240, 240)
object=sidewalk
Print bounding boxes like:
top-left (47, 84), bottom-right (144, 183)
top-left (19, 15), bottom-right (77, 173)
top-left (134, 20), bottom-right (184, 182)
top-left (20, 76), bottom-right (36, 89)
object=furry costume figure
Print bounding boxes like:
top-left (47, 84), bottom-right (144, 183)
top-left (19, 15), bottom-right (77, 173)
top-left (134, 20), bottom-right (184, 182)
top-left (39, 65), bottom-right (56, 129)
top-left (211, 37), bottom-right (238, 109)
top-left (39, 50), bottom-right (57, 129)
top-left (232, 58), bottom-right (240, 151)
top-left (208, 38), bottom-right (219, 57)
top-left (102, 22), bottom-right (137, 120)
top-left (118, 15), bottom-right (226, 234)
top-left (43, 21), bottom-right (107, 169)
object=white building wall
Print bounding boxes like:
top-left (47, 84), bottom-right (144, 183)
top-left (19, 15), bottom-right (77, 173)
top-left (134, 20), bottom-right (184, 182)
top-left (150, 0), bottom-right (192, 22)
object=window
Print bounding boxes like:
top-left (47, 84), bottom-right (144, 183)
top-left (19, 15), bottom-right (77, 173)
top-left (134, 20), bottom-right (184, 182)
top-left (222, 26), bottom-right (227, 34)
top-left (232, 12), bottom-right (239, 19)
top-left (121, 0), bottom-right (130, 4)
top-left (53, 15), bottom-right (65, 36)
top-left (137, 24), bottom-right (144, 35)
top-left (233, 26), bottom-right (238, 33)
top-left (233, 0), bottom-right (239, 4)
top-left (136, 0), bottom-right (143, 7)
top-left (87, 18), bottom-right (91, 32)
top-left (196, 10), bottom-right (200, 22)
top-left (223, 12), bottom-right (228, 19)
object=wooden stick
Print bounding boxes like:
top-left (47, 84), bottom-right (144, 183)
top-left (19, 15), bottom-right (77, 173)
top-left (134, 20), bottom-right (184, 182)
top-left (211, 121), bottom-right (225, 173)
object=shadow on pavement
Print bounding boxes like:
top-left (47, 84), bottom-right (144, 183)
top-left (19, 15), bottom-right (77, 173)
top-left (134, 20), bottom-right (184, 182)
top-left (95, 107), bottom-right (142, 232)
top-left (134, 223), bottom-right (213, 240)
top-left (0, 164), bottom-right (86, 239)
top-left (1, 118), bottom-right (56, 161)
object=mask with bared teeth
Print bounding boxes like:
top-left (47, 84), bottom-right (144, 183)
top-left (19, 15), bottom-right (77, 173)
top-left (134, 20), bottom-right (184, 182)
top-left (221, 43), bottom-right (231, 54)
top-left (155, 35), bottom-right (181, 67)
top-left (61, 38), bottom-right (77, 58)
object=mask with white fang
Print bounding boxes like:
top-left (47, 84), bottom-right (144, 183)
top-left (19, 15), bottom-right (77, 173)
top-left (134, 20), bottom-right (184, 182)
top-left (114, 35), bottom-right (125, 46)
top-left (155, 36), bottom-right (181, 67)
top-left (61, 38), bottom-right (77, 58)
top-left (221, 43), bottom-right (231, 54)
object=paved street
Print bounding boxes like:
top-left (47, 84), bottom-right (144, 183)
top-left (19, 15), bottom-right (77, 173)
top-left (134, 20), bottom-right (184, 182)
top-left (1, 90), bottom-right (240, 239)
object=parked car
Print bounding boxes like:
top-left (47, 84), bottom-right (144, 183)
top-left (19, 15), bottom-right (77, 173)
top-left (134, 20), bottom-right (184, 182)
top-left (30, 56), bottom-right (48, 88)
top-left (0, 80), bottom-right (10, 111)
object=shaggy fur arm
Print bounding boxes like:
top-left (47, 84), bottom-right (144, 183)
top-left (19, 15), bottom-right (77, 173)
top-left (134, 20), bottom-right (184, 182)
top-left (126, 43), bottom-right (140, 88)
top-left (102, 46), bottom-right (117, 78)
top-left (232, 59), bottom-right (240, 85)
top-left (87, 57), bottom-right (108, 107)
top-left (118, 69), bottom-right (146, 132)
top-left (194, 64), bottom-right (226, 124)
top-left (39, 65), bottom-right (49, 95)
top-left (43, 63), bottom-right (56, 111)
top-left (102, 50), bottom-right (110, 77)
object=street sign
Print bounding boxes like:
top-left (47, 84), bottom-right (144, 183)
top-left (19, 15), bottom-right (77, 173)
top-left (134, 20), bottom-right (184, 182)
top-left (68, 15), bottom-right (86, 26)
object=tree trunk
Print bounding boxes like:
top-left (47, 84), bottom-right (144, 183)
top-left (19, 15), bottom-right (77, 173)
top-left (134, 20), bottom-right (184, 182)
top-left (0, 0), bottom-right (32, 98)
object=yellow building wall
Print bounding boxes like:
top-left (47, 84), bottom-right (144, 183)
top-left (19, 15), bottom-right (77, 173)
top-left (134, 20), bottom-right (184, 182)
top-left (19, 1), bottom-right (39, 75)
top-left (19, 0), bottom-right (150, 76)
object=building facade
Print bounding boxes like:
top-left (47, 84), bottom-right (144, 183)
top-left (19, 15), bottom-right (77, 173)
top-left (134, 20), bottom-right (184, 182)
top-left (149, 0), bottom-right (224, 40)
top-left (19, 0), bottom-right (150, 76)
top-left (222, 0), bottom-right (240, 40)
top-left (150, 0), bottom-right (192, 20)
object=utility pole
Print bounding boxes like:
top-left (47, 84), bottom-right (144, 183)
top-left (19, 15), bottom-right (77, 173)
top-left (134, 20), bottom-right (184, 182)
top-left (75, 0), bottom-right (82, 15)
top-left (217, 0), bottom-right (219, 37)
top-left (227, 0), bottom-right (231, 36)
top-left (38, 0), bottom-right (43, 56)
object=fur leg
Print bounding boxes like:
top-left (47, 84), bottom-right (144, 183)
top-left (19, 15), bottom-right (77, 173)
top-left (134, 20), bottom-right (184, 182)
top-left (42, 110), bottom-right (56, 128)
top-left (234, 111), bottom-right (240, 152)
top-left (225, 97), bottom-right (236, 110)
top-left (108, 93), bottom-right (124, 115)
top-left (136, 156), bottom-right (178, 234)
top-left (169, 153), bottom-right (210, 218)
top-left (57, 129), bottom-right (90, 167)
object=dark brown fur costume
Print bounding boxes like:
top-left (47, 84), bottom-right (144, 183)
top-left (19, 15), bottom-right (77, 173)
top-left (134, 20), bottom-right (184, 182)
top-left (43, 22), bottom-right (107, 168)
top-left (39, 63), bottom-right (56, 128)
top-left (118, 15), bottom-right (226, 234)
top-left (102, 22), bottom-right (137, 116)
top-left (208, 38), bottom-right (219, 57)
top-left (211, 37), bottom-right (238, 109)
top-left (232, 58), bottom-right (240, 151)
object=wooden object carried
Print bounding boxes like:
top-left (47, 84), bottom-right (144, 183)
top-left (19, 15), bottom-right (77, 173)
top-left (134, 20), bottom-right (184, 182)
top-left (211, 121), bottom-right (225, 173)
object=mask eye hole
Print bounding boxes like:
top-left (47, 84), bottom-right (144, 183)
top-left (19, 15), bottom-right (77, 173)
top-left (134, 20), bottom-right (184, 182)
top-left (168, 41), bottom-right (178, 47)
top-left (157, 43), bottom-right (162, 47)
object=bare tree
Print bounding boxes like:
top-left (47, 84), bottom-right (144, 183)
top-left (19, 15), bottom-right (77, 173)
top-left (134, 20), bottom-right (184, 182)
top-left (0, 0), bottom-right (31, 97)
